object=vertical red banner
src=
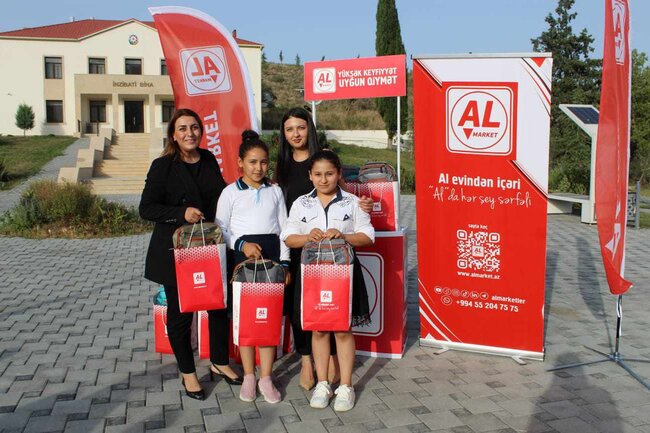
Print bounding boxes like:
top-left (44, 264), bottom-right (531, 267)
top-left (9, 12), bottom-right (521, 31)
top-left (595, 0), bottom-right (633, 295)
top-left (414, 54), bottom-right (552, 358)
top-left (150, 6), bottom-right (257, 183)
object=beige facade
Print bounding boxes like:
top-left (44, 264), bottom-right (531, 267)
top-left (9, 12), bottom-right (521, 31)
top-left (0, 19), bottom-right (263, 136)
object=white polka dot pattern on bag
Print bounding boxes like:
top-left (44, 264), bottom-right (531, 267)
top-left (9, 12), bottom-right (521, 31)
top-left (241, 282), bottom-right (285, 296)
top-left (303, 264), bottom-right (352, 280)
top-left (355, 182), bottom-right (393, 199)
top-left (174, 244), bottom-right (222, 263)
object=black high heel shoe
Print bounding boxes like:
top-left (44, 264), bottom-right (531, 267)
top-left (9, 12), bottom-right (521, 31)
top-left (209, 364), bottom-right (244, 385)
top-left (181, 378), bottom-right (205, 400)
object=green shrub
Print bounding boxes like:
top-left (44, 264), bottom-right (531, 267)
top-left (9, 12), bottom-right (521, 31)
top-left (0, 180), bottom-right (151, 238)
top-left (0, 159), bottom-right (11, 188)
top-left (400, 166), bottom-right (415, 193)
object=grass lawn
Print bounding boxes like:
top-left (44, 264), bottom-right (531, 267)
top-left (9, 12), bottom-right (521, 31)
top-left (0, 135), bottom-right (76, 190)
top-left (638, 211), bottom-right (650, 229)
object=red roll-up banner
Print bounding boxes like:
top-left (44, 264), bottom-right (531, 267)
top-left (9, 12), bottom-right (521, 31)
top-left (150, 6), bottom-right (257, 183)
top-left (595, 0), bottom-right (633, 295)
top-left (414, 54), bottom-right (552, 359)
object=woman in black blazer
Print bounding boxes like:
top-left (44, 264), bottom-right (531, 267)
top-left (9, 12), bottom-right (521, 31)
top-left (140, 108), bottom-right (242, 400)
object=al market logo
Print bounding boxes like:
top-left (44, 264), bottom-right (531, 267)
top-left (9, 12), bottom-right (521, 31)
top-left (612, 0), bottom-right (627, 65)
top-left (313, 67), bottom-right (336, 94)
top-left (446, 85), bottom-right (515, 156)
top-left (180, 46), bottom-right (232, 96)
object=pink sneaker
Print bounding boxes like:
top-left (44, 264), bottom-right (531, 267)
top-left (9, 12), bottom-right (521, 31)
top-left (258, 376), bottom-right (281, 403)
top-left (239, 374), bottom-right (257, 402)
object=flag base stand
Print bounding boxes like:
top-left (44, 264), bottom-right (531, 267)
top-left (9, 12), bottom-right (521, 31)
top-left (548, 296), bottom-right (650, 390)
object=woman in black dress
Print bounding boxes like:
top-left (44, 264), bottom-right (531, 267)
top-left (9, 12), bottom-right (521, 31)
top-left (140, 108), bottom-right (242, 400)
top-left (275, 107), bottom-right (372, 390)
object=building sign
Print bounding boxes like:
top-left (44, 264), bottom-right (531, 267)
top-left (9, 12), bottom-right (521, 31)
top-left (414, 54), bottom-right (552, 359)
top-left (112, 80), bottom-right (155, 88)
top-left (304, 54), bottom-right (406, 101)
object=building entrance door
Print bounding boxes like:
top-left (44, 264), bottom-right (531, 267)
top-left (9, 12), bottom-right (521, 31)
top-left (124, 101), bottom-right (144, 133)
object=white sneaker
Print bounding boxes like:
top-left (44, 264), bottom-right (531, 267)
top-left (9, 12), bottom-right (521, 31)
top-left (333, 384), bottom-right (355, 412)
top-left (309, 381), bottom-right (333, 408)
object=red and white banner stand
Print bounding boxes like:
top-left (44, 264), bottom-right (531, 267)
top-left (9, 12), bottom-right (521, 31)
top-left (303, 55), bottom-right (407, 193)
top-left (353, 229), bottom-right (408, 358)
top-left (150, 6), bottom-right (257, 183)
top-left (413, 53), bottom-right (553, 360)
top-left (596, 0), bottom-right (633, 296)
top-left (304, 55), bottom-right (406, 102)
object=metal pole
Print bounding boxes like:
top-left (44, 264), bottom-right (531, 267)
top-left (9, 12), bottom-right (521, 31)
top-left (634, 180), bottom-right (641, 229)
top-left (396, 96), bottom-right (401, 227)
top-left (614, 295), bottom-right (622, 358)
top-left (311, 101), bottom-right (317, 128)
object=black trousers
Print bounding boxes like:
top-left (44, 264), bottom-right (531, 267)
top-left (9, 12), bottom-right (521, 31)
top-left (163, 284), bottom-right (229, 374)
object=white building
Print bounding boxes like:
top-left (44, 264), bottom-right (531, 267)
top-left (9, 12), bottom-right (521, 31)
top-left (0, 18), bottom-right (263, 136)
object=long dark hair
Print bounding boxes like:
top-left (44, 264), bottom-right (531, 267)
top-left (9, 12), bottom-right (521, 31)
top-left (275, 107), bottom-right (321, 189)
top-left (162, 108), bottom-right (203, 159)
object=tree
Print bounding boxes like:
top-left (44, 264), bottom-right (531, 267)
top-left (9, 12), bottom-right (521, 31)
top-left (375, 0), bottom-right (408, 142)
top-left (261, 50), bottom-right (267, 65)
top-left (531, 0), bottom-right (601, 193)
top-left (295, 53), bottom-right (301, 66)
top-left (279, 50), bottom-right (283, 64)
top-left (630, 49), bottom-right (650, 184)
top-left (15, 104), bottom-right (35, 137)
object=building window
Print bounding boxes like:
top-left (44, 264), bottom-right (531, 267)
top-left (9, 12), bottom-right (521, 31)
top-left (44, 57), bottom-right (62, 79)
top-left (125, 58), bottom-right (142, 75)
top-left (89, 100), bottom-right (106, 123)
top-left (46, 100), bottom-right (63, 123)
top-left (161, 59), bottom-right (168, 76)
top-left (162, 101), bottom-right (175, 123)
top-left (88, 58), bottom-right (105, 74)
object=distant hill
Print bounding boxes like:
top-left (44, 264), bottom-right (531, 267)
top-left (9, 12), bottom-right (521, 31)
top-left (261, 62), bottom-right (385, 130)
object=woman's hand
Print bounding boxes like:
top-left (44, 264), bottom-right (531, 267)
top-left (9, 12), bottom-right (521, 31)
top-left (323, 228), bottom-right (342, 240)
top-left (308, 228), bottom-right (324, 242)
top-left (284, 270), bottom-right (292, 286)
top-left (359, 195), bottom-right (374, 214)
top-left (242, 242), bottom-right (262, 259)
top-left (184, 207), bottom-right (204, 223)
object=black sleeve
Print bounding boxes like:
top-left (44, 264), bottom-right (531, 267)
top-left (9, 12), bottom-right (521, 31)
top-left (139, 158), bottom-right (187, 224)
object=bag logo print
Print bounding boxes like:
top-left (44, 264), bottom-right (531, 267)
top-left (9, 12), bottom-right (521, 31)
top-left (320, 290), bottom-right (333, 303)
top-left (256, 307), bottom-right (268, 320)
top-left (193, 271), bottom-right (206, 286)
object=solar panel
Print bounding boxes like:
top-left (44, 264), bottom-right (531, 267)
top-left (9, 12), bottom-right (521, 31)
top-left (567, 106), bottom-right (599, 125)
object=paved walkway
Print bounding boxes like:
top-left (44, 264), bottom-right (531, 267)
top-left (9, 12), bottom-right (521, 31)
top-left (0, 138), bottom-right (89, 215)
top-left (1, 192), bottom-right (649, 433)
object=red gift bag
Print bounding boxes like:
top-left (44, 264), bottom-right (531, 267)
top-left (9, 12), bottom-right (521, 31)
top-left (301, 263), bottom-right (354, 331)
top-left (199, 313), bottom-right (293, 361)
top-left (233, 281), bottom-right (285, 346)
top-left (348, 180), bottom-right (400, 231)
top-left (153, 301), bottom-right (173, 354)
top-left (174, 243), bottom-right (227, 312)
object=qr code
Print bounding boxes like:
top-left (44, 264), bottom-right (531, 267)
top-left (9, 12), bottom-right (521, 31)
top-left (456, 230), bottom-right (500, 272)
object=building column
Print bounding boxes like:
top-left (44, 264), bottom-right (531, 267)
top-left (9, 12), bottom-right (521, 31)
top-left (75, 93), bottom-right (83, 137)
top-left (148, 92), bottom-right (156, 134)
top-left (112, 93), bottom-right (120, 133)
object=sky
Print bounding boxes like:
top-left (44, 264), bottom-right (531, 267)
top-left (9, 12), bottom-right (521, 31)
top-left (1, 0), bottom-right (648, 67)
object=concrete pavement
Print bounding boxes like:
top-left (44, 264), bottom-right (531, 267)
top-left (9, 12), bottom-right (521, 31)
top-left (1, 193), bottom-right (650, 432)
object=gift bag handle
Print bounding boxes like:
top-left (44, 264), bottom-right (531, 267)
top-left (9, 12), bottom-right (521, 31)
top-left (186, 219), bottom-right (206, 249)
top-left (252, 256), bottom-right (272, 283)
top-left (316, 239), bottom-right (335, 266)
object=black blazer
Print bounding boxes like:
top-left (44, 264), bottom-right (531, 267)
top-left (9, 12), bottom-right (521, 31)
top-left (139, 148), bottom-right (227, 286)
